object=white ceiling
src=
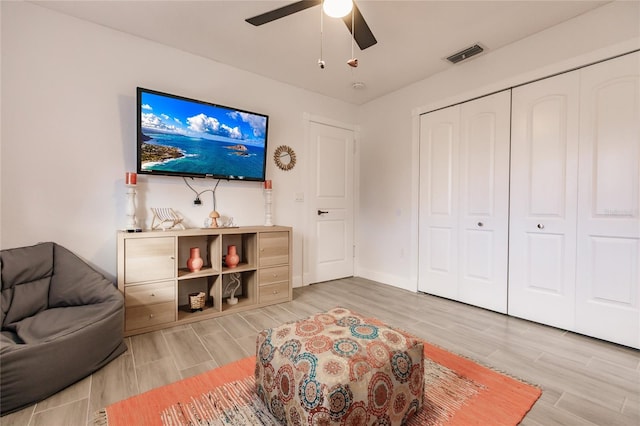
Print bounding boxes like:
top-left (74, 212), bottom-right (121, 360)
top-left (33, 0), bottom-right (610, 105)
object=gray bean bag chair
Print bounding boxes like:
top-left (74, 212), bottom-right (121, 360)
top-left (0, 242), bottom-right (126, 415)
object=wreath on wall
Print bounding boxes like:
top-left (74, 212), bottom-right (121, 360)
top-left (274, 145), bottom-right (296, 171)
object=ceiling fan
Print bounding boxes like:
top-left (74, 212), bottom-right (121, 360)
top-left (246, 0), bottom-right (377, 50)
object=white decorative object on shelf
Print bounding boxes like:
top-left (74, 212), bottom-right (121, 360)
top-left (125, 185), bottom-right (139, 231)
top-left (151, 208), bottom-right (185, 230)
top-left (219, 216), bottom-right (236, 228)
top-left (225, 273), bottom-right (241, 305)
top-left (264, 189), bottom-right (273, 226)
top-left (124, 172), bottom-right (141, 232)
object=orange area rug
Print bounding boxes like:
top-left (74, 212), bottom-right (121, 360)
top-left (96, 338), bottom-right (541, 425)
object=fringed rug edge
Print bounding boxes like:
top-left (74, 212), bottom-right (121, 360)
top-left (93, 408), bottom-right (108, 426)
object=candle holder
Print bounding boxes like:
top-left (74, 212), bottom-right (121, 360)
top-left (125, 184), bottom-right (141, 232)
top-left (264, 188), bottom-right (273, 226)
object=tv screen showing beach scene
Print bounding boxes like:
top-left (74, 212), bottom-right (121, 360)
top-left (137, 88), bottom-right (268, 181)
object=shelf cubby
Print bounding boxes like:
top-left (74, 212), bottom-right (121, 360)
top-left (221, 233), bottom-right (257, 270)
top-left (221, 270), bottom-right (256, 312)
top-left (176, 275), bottom-right (221, 321)
top-left (177, 234), bottom-right (221, 274)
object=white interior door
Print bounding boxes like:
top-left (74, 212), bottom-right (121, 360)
top-left (305, 120), bottom-right (355, 284)
top-left (418, 105), bottom-right (460, 299)
top-left (509, 71), bottom-right (580, 330)
top-left (575, 52), bottom-right (640, 348)
top-left (458, 91), bottom-right (511, 313)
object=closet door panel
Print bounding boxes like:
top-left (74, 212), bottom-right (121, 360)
top-left (526, 233), bottom-right (565, 293)
top-left (576, 52), bottom-right (640, 348)
top-left (418, 106), bottom-right (459, 298)
top-left (529, 98), bottom-right (571, 216)
top-left (509, 72), bottom-right (580, 329)
top-left (458, 91), bottom-right (511, 313)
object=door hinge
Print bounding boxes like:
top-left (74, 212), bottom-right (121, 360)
top-left (353, 245), bottom-right (356, 258)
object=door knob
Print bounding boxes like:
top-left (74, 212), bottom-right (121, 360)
top-left (537, 223), bottom-right (545, 230)
top-left (317, 210), bottom-right (329, 216)
top-left (477, 222), bottom-right (484, 227)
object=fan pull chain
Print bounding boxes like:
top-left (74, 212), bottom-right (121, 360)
top-left (318, 1), bottom-right (326, 69)
top-left (351, 9), bottom-right (354, 60)
top-left (347, 7), bottom-right (358, 68)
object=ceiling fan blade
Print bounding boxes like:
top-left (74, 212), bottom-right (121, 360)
top-left (342, 1), bottom-right (377, 50)
top-left (246, 0), bottom-right (321, 26)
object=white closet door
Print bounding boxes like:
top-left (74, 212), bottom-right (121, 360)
top-left (575, 52), bottom-right (640, 348)
top-left (509, 72), bottom-right (580, 329)
top-left (418, 106), bottom-right (460, 299)
top-left (458, 91), bottom-right (511, 313)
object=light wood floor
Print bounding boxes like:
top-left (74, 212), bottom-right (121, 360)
top-left (2, 277), bottom-right (639, 425)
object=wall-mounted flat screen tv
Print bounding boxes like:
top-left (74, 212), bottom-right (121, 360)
top-left (137, 87), bottom-right (268, 181)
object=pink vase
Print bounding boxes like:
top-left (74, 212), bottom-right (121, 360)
top-left (187, 247), bottom-right (204, 272)
top-left (225, 245), bottom-right (240, 268)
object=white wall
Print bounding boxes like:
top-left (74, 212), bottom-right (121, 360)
top-left (2, 1), bottom-right (639, 294)
top-left (356, 1), bottom-right (640, 292)
top-left (0, 2), bottom-right (357, 284)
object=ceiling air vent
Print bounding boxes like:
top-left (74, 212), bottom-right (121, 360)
top-left (446, 44), bottom-right (484, 64)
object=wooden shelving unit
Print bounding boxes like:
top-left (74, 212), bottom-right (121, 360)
top-left (117, 226), bottom-right (292, 336)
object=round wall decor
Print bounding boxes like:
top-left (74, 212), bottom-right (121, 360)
top-left (274, 145), bottom-right (297, 171)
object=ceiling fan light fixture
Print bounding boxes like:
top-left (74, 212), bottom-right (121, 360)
top-left (323, 0), bottom-right (353, 18)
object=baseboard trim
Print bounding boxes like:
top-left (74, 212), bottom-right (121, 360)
top-left (355, 268), bottom-right (417, 293)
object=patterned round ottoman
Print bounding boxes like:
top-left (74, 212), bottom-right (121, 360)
top-left (255, 307), bottom-right (424, 425)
